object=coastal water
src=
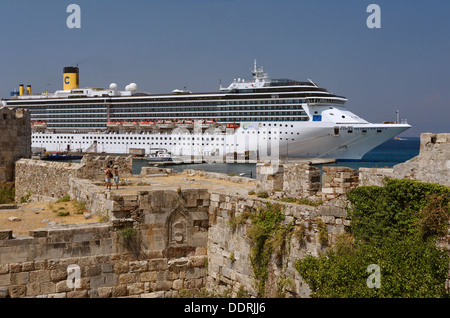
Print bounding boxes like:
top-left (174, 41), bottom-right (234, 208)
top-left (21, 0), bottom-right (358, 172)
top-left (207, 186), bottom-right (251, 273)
top-left (132, 137), bottom-right (421, 178)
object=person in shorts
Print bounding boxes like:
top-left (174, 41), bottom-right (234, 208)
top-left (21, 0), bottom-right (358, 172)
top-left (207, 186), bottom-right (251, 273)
top-left (113, 165), bottom-right (120, 190)
top-left (105, 165), bottom-right (113, 190)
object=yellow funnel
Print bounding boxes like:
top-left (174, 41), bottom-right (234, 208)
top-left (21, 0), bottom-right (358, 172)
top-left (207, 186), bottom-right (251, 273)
top-left (19, 84), bottom-right (24, 96)
top-left (63, 66), bottom-right (79, 91)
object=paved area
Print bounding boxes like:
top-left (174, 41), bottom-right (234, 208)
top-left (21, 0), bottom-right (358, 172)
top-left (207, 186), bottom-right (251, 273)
top-left (0, 201), bottom-right (101, 237)
top-left (104, 171), bottom-right (256, 196)
top-left (0, 171), bottom-right (256, 237)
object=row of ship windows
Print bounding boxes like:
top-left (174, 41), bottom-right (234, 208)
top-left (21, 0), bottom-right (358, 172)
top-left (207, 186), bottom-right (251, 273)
top-left (32, 110), bottom-right (307, 118)
top-left (34, 137), bottom-right (296, 146)
top-left (33, 135), bottom-right (225, 141)
top-left (111, 106), bottom-right (305, 113)
top-left (19, 98), bottom-right (344, 111)
top-left (33, 129), bottom-right (299, 141)
top-left (16, 99), bottom-right (307, 109)
top-left (36, 117), bottom-right (309, 126)
top-left (30, 105), bottom-right (305, 114)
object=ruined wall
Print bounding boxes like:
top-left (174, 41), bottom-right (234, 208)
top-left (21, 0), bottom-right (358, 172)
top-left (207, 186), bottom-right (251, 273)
top-left (15, 155), bottom-right (133, 203)
top-left (79, 155), bottom-right (133, 180)
top-left (256, 163), bottom-right (357, 201)
top-left (15, 159), bottom-right (83, 202)
top-left (206, 192), bottom-right (350, 298)
top-left (360, 133), bottom-right (450, 187)
top-left (321, 166), bottom-right (359, 201)
top-left (255, 163), bottom-right (321, 198)
top-left (0, 188), bottom-right (210, 298)
top-left (0, 107), bottom-right (31, 186)
top-left (283, 164), bottom-right (321, 198)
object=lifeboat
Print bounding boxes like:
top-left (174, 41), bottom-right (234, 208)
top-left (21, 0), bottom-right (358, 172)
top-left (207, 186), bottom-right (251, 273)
top-left (176, 120), bottom-right (194, 129)
top-left (158, 120), bottom-right (174, 129)
top-left (33, 122), bottom-right (47, 128)
top-left (122, 121), bottom-right (137, 127)
top-left (107, 121), bottom-right (122, 127)
top-left (196, 120), bottom-right (215, 128)
top-left (204, 120), bottom-right (216, 127)
top-left (226, 123), bottom-right (240, 129)
top-left (139, 121), bottom-right (155, 128)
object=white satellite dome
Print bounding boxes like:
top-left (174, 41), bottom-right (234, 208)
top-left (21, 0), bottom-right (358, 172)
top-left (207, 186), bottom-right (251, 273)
top-left (109, 83), bottom-right (118, 90)
top-left (128, 83), bottom-right (137, 91)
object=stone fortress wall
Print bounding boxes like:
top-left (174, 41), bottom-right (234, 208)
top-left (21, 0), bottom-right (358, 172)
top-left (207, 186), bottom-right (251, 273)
top-left (0, 107), bottom-right (31, 187)
top-left (359, 133), bottom-right (450, 187)
top-left (0, 132), bottom-right (448, 298)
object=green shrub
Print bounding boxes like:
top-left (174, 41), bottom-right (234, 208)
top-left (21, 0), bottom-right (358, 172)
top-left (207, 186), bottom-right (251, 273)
top-left (280, 197), bottom-right (296, 203)
top-left (256, 191), bottom-right (269, 198)
top-left (118, 227), bottom-right (137, 240)
top-left (296, 179), bottom-right (450, 298)
top-left (246, 203), bottom-right (285, 296)
top-left (57, 211), bottom-right (70, 217)
top-left (56, 194), bottom-right (71, 203)
top-left (20, 190), bottom-right (32, 203)
top-left (0, 186), bottom-right (15, 204)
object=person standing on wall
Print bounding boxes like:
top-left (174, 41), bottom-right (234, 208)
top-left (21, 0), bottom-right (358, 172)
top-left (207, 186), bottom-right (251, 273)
top-left (105, 165), bottom-right (113, 190)
top-left (113, 165), bottom-right (120, 190)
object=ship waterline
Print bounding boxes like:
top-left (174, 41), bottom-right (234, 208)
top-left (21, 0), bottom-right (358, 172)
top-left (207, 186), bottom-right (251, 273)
top-left (3, 61), bottom-right (411, 160)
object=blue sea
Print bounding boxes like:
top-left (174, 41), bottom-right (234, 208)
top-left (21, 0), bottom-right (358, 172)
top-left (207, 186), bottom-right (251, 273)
top-left (132, 137), bottom-right (421, 178)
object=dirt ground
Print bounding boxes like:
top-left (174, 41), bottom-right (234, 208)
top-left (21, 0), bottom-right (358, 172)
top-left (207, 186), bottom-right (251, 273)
top-left (0, 172), bottom-right (256, 237)
top-left (0, 201), bottom-right (101, 237)
top-left (113, 172), bottom-right (256, 196)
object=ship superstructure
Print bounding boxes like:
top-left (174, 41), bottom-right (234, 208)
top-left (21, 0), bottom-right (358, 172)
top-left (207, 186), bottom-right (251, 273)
top-left (3, 61), bottom-right (411, 160)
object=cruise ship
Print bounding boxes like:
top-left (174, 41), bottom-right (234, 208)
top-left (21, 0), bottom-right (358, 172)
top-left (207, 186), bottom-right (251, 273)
top-left (2, 61), bottom-right (411, 161)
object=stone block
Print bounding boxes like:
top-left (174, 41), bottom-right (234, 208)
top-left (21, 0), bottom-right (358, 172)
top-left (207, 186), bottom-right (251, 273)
top-left (148, 258), bottom-right (167, 271)
top-left (11, 272), bottom-right (29, 285)
top-left (154, 280), bottom-right (172, 291)
top-left (112, 285), bottom-right (127, 297)
top-left (0, 265), bottom-right (8, 275)
top-left (40, 282), bottom-right (56, 294)
top-left (0, 286), bottom-right (9, 298)
top-left (127, 282), bottom-right (144, 295)
top-left (113, 261), bottom-right (129, 274)
top-left (0, 230), bottom-right (13, 240)
top-left (129, 260), bottom-right (148, 272)
top-left (141, 291), bottom-right (164, 298)
top-left (9, 285), bottom-right (27, 298)
top-left (139, 271), bottom-right (157, 282)
top-left (29, 270), bottom-right (51, 283)
top-left (56, 280), bottom-right (72, 293)
top-left (9, 263), bottom-right (22, 273)
top-left (0, 273), bottom-right (10, 286)
top-left (67, 290), bottom-right (88, 298)
top-left (47, 292), bottom-right (67, 298)
top-left (97, 287), bottom-right (112, 298)
top-left (119, 273), bottom-right (138, 284)
top-left (101, 263), bottom-right (114, 273)
top-left (90, 273), bottom-right (116, 289)
top-left (22, 261), bottom-right (34, 272)
top-left (173, 279), bottom-right (184, 290)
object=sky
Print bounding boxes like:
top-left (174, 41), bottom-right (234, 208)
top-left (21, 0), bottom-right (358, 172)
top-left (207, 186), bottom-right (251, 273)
top-left (0, 0), bottom-right (449, 137)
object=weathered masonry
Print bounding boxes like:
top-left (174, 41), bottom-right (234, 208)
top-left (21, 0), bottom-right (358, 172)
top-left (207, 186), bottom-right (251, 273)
top-left (0, 132), bottom-right (448, 298)
top-left (0, 107), bottom-right (31, 187)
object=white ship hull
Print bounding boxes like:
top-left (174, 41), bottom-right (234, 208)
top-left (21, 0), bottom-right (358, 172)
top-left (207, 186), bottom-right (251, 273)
top-left (32, 121), bottom-right (410, 161)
